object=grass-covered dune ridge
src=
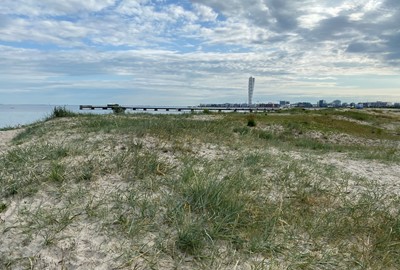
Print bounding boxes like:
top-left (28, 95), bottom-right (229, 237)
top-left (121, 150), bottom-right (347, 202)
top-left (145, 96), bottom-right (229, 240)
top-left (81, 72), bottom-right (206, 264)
top-left (1, 108), bottom-right (400, 269)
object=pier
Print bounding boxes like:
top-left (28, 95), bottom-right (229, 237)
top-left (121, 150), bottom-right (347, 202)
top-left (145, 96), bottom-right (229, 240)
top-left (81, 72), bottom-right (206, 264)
top-left (79, 104), bottom-right (280, 113)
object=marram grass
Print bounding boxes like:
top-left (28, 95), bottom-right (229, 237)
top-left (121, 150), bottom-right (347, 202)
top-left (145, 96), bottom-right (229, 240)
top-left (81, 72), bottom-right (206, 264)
top-left (1, 108), bottom-right (399, 269)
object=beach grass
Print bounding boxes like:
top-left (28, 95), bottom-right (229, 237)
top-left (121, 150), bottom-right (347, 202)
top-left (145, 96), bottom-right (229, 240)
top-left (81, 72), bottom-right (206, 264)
top-left (1, 108), bottom-right (399, 269)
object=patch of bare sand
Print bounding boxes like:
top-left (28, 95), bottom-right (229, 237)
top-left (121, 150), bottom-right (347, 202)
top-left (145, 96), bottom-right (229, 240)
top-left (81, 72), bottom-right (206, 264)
top-left (382, 122), bottom-right (400, 133)
top-left (0, 176), bottom-right (127, 269)
top-left (0, 129), bottom-right (23, 154)
top-left (332, 115), bottom-right (373, 126)
top-left (319, 153), bottom-right (400, 195)
top-left (304, 130), bottom-right (399, 148)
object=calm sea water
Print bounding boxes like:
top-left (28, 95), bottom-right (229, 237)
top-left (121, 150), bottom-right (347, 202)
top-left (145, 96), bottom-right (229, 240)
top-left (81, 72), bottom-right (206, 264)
top-left (0, 104), bottom-right (187, 129)
top-left (0, 104), bottom-right (110, 129)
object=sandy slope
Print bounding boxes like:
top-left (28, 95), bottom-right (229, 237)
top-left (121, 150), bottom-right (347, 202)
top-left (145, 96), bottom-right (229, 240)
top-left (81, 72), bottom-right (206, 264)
top-left (0, 129), bottom-right (22, 154)
top-left (1, 113), bottom-right (399, 269)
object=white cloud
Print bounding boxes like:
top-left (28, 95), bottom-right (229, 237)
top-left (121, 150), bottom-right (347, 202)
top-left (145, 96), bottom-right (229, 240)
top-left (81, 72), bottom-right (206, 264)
top-left (192, 3), bottom-right (218, 21)
top-left (0, 0), bottom-right (116, 16)
top-left (0, 0), bottom-right (399, 104)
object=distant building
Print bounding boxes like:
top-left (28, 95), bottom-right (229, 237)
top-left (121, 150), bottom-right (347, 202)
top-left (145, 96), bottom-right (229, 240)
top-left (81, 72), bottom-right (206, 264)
top-left (258, 103), bottom-right (279, 108)
top-left (318, 100), bottom-right (327, 107)
top-left (332, 100), bottom-right (342, 107)
top-left (280, 101), bottom-right (290, 107)
top-left (295, 102), bottom-right (313, 108)
top-left (248, 77), bottom-right (255, 106)
top-left (362, 102), bottom-right (382, 108)
top-left (374, 101), bottom-right (392, 107)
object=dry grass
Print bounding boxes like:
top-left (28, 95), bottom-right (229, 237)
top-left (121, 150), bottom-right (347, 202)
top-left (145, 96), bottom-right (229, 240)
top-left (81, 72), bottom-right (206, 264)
top-left (1, 109), bottom-right (399, 269)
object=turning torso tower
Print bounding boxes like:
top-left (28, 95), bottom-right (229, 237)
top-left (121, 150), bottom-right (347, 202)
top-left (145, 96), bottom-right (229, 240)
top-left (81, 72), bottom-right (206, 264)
top-left (248, 76), bottom-right (255, 106)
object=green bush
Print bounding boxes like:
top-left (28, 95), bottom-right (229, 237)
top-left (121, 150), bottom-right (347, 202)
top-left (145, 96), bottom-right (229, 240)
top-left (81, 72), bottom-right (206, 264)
top-left (48, 106), bottom-right (76, 119)
top-left (247, 114), bottom-right (256, 127)
top-left (111, 105), bottom-right (126, 114)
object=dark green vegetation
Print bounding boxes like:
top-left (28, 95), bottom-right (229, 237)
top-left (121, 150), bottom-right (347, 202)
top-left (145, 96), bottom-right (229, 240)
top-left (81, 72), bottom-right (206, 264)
top-left (1, 109), bottom-right (399, 269)
top-left (247, 114), bottom-right (257, 127)
top-left (47, 106), bottom-right (77, 119)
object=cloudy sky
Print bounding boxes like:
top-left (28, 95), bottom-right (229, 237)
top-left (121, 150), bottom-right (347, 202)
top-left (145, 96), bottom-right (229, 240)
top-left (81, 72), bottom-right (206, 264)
top-left (1, 0), bottom-right (399, 105)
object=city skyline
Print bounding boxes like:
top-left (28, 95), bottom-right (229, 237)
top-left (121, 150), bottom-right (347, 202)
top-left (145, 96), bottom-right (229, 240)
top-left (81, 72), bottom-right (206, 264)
top-left (0, 1), bottom-right (400, 105)
top-left (200, 99), bottom-right (400, 108)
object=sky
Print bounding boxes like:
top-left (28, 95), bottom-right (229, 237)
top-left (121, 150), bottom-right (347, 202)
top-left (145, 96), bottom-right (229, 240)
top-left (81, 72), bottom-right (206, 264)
top-left (0, 0), bottom-right (399, 105)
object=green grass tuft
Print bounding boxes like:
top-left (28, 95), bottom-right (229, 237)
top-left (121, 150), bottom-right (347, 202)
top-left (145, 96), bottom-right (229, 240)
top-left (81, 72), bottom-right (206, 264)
top-left (0, 203), bottom-right (7, 213)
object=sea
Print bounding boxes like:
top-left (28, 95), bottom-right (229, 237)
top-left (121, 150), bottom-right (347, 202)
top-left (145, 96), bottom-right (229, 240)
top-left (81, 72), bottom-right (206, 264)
top-left (0, 104), bottom-right (111, 129)
top-left (0, 104), bottom-right (189, 129)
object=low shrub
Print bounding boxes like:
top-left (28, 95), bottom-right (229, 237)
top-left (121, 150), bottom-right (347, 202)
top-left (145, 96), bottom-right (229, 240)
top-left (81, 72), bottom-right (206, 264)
top-left (48, 106), bottom-right (76, 119)
top-left (247, 114), bottom-right (256, 127)
top-left (112, 106), bottom-right (126, 114)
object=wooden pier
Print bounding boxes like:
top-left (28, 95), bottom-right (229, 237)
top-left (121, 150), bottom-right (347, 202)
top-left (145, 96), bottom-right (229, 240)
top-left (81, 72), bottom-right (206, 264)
top-left (79, 104), bottom-right (280, 113)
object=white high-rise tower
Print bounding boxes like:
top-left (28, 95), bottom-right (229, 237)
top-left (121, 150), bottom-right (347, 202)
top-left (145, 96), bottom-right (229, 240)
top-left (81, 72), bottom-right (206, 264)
top-left (248, 76), bottom-right (255, 106)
